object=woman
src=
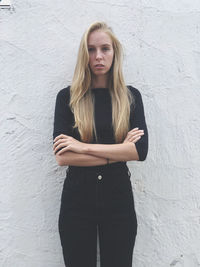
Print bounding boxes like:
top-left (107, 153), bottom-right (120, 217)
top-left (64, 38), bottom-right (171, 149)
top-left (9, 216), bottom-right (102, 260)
top-left (53, 21), bottom-right (148, 267)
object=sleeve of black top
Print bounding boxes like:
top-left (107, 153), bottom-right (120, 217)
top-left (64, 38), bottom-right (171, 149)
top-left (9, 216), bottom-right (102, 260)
top-left (53, 86), bottom-right (73, 154)
top-left (129, 86), bottom-right (149, 161)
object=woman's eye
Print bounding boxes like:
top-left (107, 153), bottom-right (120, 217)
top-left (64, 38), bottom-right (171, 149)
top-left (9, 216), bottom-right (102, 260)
top-left (88, 48), bottom-right (94, 52)
top-left (102, 47), bottom-right (109, 51)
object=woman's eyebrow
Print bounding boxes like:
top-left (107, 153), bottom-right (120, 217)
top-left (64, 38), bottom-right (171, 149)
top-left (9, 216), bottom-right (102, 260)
top-left (88, 43), bottom-right (112, 47)
top-left (102, 44), bottom-right (112, 47)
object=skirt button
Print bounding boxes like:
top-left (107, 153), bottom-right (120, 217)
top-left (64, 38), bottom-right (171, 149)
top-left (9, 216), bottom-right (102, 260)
top-left (98, 175), bottom-right (102, 180)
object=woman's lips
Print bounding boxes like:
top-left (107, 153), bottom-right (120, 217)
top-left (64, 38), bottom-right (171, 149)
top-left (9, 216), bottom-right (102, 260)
top-left (95, 64), bottom-right (104, 69)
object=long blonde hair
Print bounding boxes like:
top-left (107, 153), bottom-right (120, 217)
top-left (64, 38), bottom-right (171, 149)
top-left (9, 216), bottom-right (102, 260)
top-left (70, 21), bottom-right (134, 143)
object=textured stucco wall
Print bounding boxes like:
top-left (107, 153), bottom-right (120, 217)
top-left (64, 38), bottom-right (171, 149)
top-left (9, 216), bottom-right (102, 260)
top-left (1, 0), bottom-right (200, 266)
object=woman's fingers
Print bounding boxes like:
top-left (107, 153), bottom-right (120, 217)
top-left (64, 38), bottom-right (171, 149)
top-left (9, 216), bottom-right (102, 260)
top-left (54, 143), bottom-right (67, 154)
top-left (128, 131), bottom-right (144, 138)
top-left (53, 138), bottom-right (71, 153)
top-left (53, 136), bottom-right (80, 154)
top-left (53, 134), bottom-right (68, 143)
top-left (123, 128), bottom-right (144, 143)
top-left (56, 146), bottom-right (70, 155)
top-left (53, 138), bottom-right (67, 150)
top-left (128, 135), bottom-right (142, 143)
top-left (131, 136), bottom-right (141, 143)
top-left (129, 127), bottom-right (139, 132)
top-left (128, 128), bottom-right (144, 134)
top-left (53, 135), bottom-right (75, 150)
top-left (126, 130), bottom-right (144, 140)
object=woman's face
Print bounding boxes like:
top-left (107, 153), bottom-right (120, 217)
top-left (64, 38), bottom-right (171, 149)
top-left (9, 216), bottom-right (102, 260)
top-left (87, 30), bottom-right (114, 79)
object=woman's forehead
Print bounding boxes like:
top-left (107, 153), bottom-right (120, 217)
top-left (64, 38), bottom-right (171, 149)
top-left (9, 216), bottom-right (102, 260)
top-left (87, 30), bottom-right (112, 46)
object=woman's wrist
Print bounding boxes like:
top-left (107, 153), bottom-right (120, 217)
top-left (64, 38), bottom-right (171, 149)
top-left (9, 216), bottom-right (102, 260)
top-left (82, 143), bottom-right (90, 154)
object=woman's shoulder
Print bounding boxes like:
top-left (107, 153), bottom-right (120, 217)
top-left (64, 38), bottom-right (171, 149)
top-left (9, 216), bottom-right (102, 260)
top-left (56, 85), bottom-right (71, 103)
top-left (127, 85), bottom-right (142, 98)
top-left (57, 85), bottom-right (71, 97)
top-left (127, 85), bottom-right (144, 110)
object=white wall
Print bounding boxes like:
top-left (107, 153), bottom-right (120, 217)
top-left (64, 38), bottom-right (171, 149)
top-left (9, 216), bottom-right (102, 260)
top-left (0, 0), bottom-right (200, 266)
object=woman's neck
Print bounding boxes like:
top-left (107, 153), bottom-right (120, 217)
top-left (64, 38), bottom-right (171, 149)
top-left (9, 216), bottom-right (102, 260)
top-left (91, 75), bottom-right (108, 88)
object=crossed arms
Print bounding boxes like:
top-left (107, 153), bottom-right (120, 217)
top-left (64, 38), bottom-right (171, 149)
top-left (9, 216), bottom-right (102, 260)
top-left (53, 128), bottom-right (144, 166)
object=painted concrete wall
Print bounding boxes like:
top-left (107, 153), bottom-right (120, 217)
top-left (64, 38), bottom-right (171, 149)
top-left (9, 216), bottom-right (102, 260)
top-left (1, 0), bottom-right (200, 266)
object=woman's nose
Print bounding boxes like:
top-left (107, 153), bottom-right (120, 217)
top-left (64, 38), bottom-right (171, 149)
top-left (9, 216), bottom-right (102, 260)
top-left (96, 50), bottom-right (103, 59)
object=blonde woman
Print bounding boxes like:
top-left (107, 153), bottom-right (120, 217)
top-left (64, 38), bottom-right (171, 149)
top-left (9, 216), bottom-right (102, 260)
top-left (53, 21), bottom-right (148, 267)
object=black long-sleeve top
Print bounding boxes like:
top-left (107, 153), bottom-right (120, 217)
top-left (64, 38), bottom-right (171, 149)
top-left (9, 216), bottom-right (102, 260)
top-left (53, 85), bottom-right (148, 161)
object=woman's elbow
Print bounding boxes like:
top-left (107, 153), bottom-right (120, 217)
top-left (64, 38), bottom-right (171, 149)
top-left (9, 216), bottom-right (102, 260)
top-left (55, 154), bottom-right (64, 166)
top-left (138, 154), bottom-right (147, 161)
top-left (129, 143), bottom-right (141, 161)
top-left (138, 150), bottom-right (148, 161)
top-left (135, 142), bottom-right (148, 161)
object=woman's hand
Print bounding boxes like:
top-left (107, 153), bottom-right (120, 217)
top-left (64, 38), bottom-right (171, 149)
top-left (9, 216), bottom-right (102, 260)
top-left (123, 127), bottom-right (144, 144)
top-left (53, 128), bottom-right (144, 156)
top-left (53, 134), bottom-right (87, 155)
